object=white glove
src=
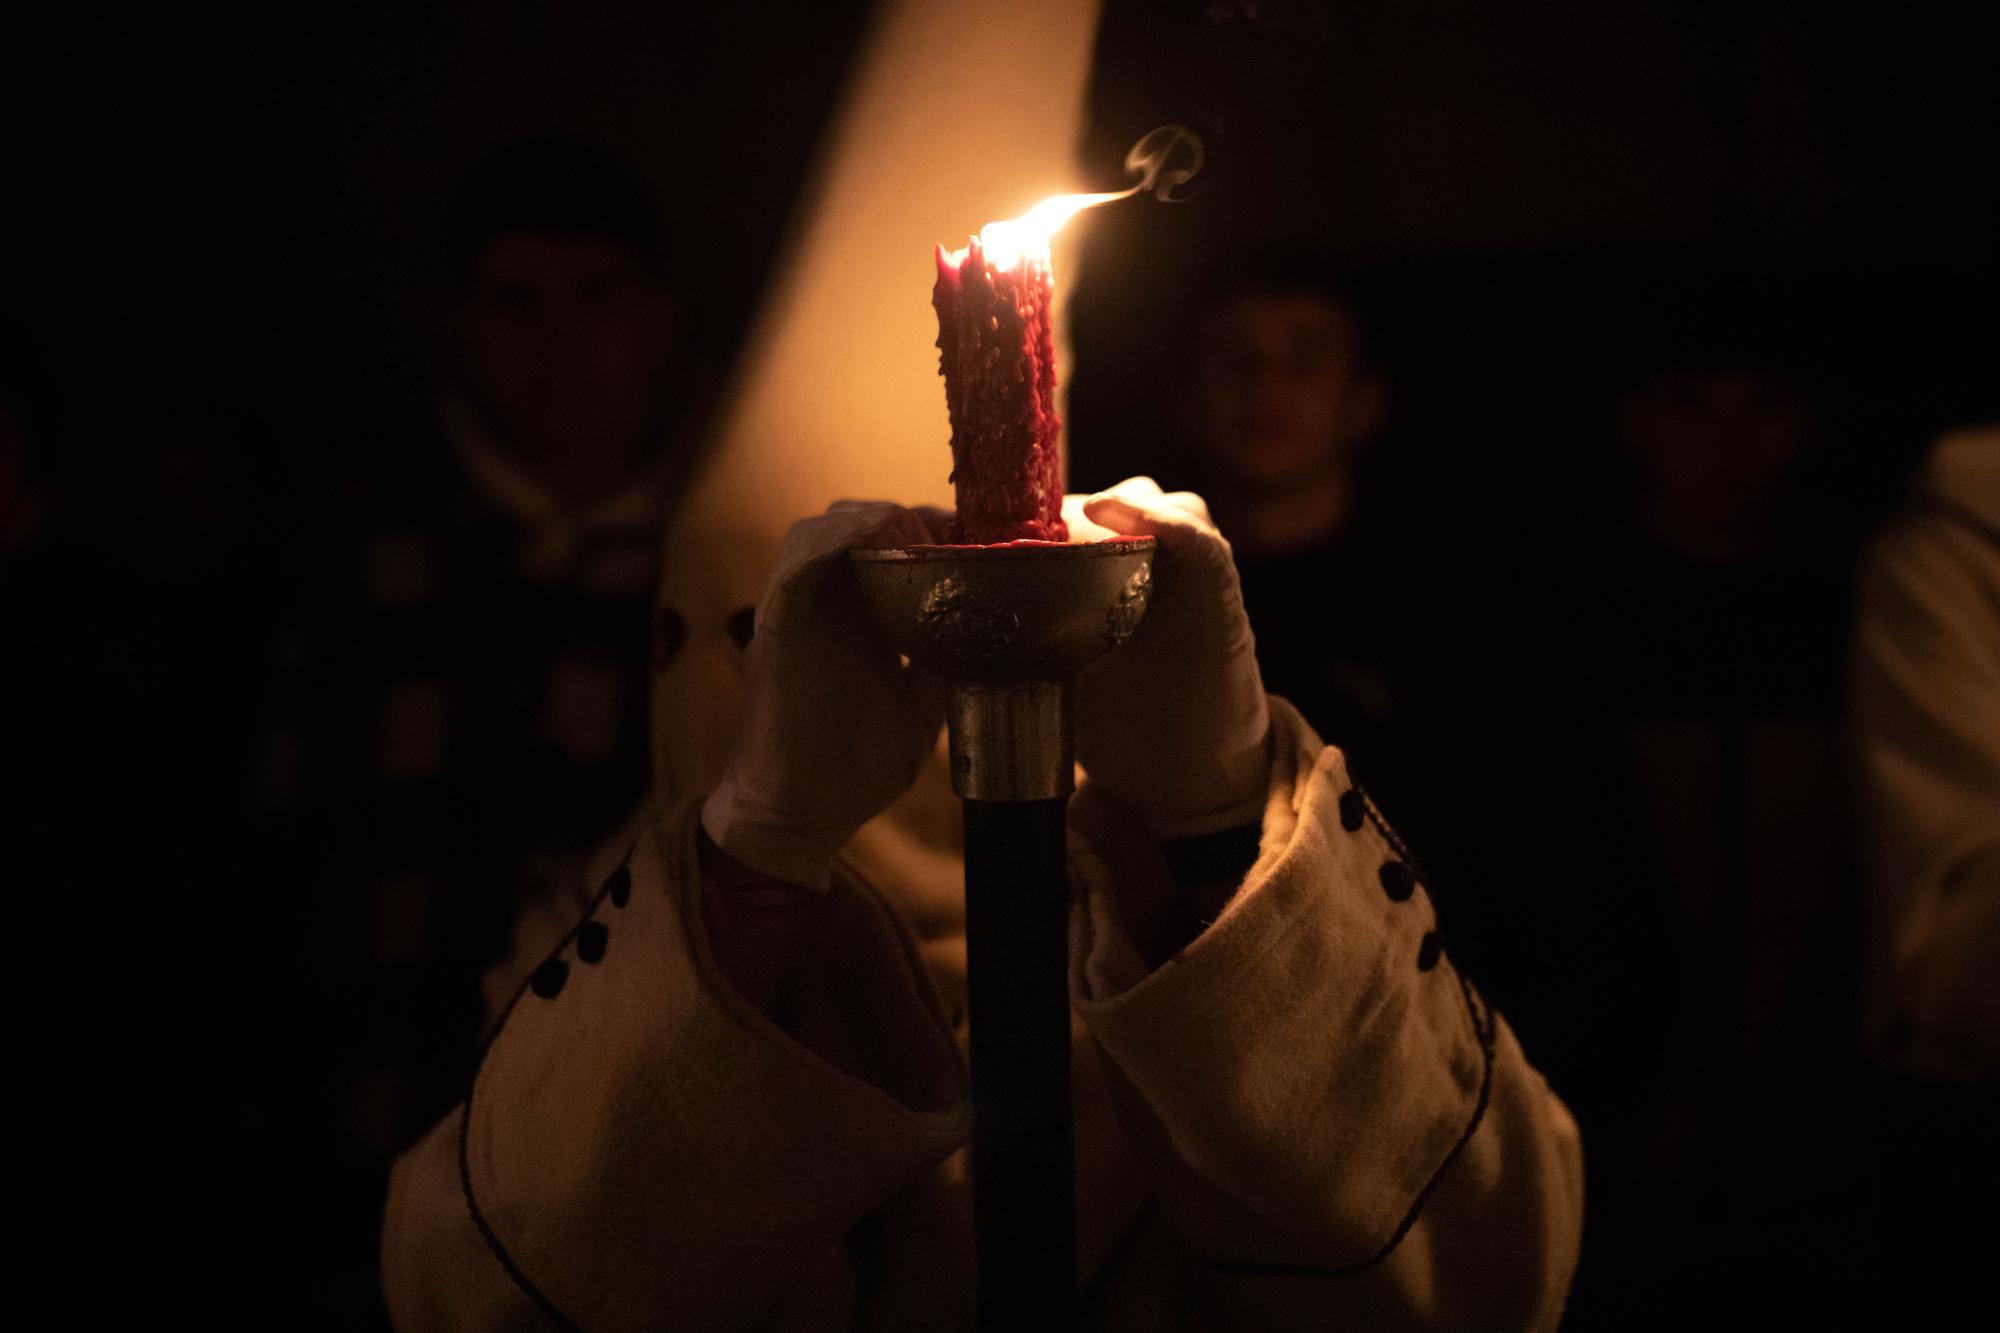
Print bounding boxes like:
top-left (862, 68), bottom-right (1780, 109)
top-left (700, 501), bottom-right (948, 888)
top-left (1069, 477), bottom-right (1272, 837)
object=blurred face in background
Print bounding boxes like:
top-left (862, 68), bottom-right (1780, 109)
top-left (1616, 368), bottom-right (1814, 552)
top-left (1184, 291), bottom-right (1385, 490)
top-left (455, 232), bottom-right (676, 491)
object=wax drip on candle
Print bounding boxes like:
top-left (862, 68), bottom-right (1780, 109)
top-left (933, 127), bottom-right (1202, 545)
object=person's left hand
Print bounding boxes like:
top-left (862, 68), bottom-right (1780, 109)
top-left (699, 501), bottom-right (949, 888)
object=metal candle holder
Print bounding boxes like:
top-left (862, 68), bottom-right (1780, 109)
top-left (849, 537), bottom-right (1156, 1328)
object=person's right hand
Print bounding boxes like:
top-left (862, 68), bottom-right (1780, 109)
top-left (1069, 477), bottom-right (1272, 838)
top-left (699, 502), bottom-right (948, 888)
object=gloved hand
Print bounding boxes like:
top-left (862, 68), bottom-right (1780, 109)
top-left (1069, 477), bottom-right (1272, 838)
top-left (700, 501), bottom-right (948, 888)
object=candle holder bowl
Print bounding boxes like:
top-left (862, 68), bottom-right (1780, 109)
top-left (848, 536), bottom-right (1154, 801)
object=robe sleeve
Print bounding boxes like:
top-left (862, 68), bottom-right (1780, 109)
top-left (380, 799), bottom-right (972, 1332)
top-left (1068, 698), bottom-right (1585, 1331)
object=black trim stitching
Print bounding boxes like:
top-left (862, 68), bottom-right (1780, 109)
top-left (1205, 966), bottom-right (1499, 1278)
top-left (455, 849), bottom-right (636, 1333)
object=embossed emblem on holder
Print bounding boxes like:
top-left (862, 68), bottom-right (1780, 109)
top-left (1107, 564), bottom-right (1152, 646)
top-left (919, 576), bottom-right (1022, 663)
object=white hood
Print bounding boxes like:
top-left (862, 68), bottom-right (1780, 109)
top-left (650, 0), bottom-right (1106, 896)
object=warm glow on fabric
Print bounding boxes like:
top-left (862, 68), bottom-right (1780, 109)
top-left (671, 0), bottom-right (1107, 537)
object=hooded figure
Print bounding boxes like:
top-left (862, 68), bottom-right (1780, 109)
top-left (383, 478), bottom-right (1585, 1331)
top-left (381, 2), bottom-right (1583, 1327)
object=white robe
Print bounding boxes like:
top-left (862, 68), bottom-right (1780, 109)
top-left (381, 701), bottom-right (1584, 1330)
top-left (1851, 425), bottom-right (2000, 1079)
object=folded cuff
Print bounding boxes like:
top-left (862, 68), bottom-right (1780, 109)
top-left (456, 799), bottom-right (970, 1329)
top-left (1068, 698), bottom-right (1490, 1266)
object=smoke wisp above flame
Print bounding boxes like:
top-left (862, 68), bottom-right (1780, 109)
top-left (1122, 124), bottom-right (1205, 203)
top-left (952, 124), bottom-right (1204, 269)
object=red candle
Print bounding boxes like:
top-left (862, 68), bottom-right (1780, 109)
top-left (932, 235), bottom-right (1067, 544)
top-left (928, 135), bottom-right (1201, 543)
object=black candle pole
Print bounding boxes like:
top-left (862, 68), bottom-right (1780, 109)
top-left (850, 539), bottom-right (1155, 1329)
top-left (963, 795), bottom-right (1073, 1325)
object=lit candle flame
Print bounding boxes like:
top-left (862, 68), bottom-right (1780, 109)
top-left (951, 188), bottom-right (1136, 271)
top-left (944, 125), bottom-right (1205, 271)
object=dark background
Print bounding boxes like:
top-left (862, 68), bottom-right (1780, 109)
top-left (7, 2), bottom-right (1991, 511)
top-left (4, 2), bottom-right (873, 429)
top-left (1071, 0), bottom-right (1995, 497)
top-left (6, 0), bottom-right (1995, 1325)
